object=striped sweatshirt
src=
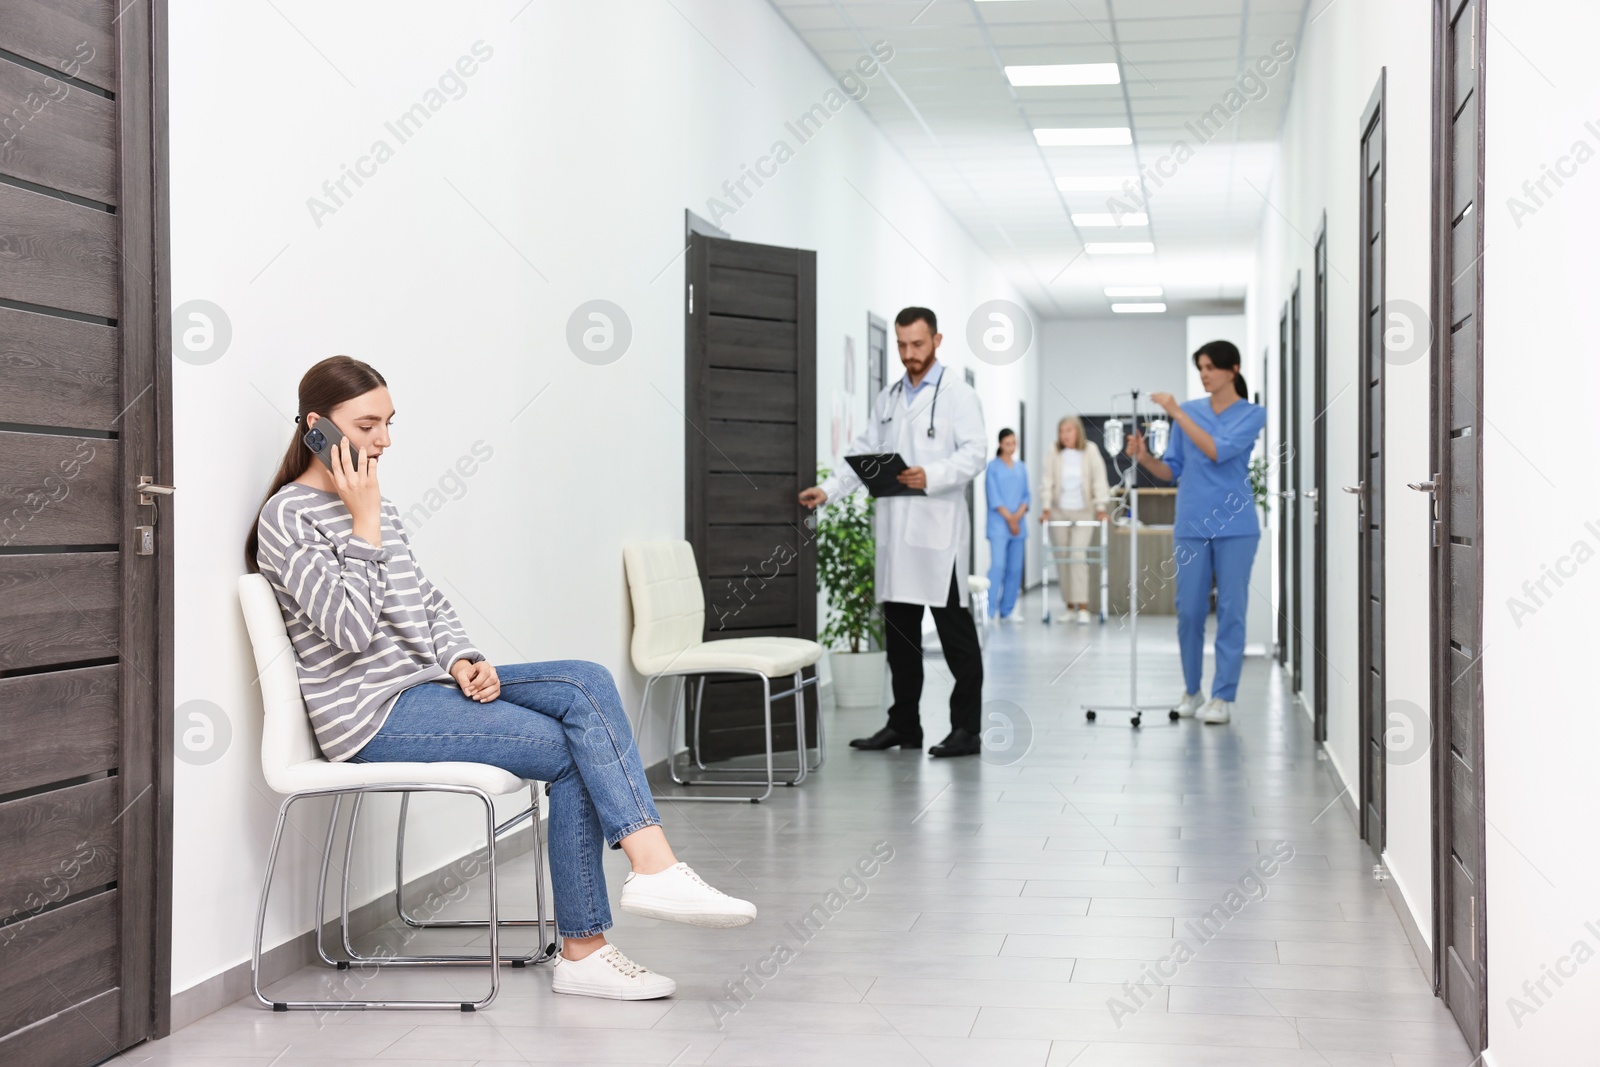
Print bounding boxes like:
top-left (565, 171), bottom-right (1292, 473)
top-left (254, 483), bottom-right (483, 762)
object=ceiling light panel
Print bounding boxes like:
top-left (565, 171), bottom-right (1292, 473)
top-left (1072, 213), bottom-right (1148, 227)
top-left (1034, 127), bottom-right (1132, 146)
top-left (1005, 63), bottom-right (1121, 87)
top-left (1086, 242), bottom-right (1155, 254)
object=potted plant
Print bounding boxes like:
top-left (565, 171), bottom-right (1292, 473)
top-left (814, 465), bottom-right (886, 708)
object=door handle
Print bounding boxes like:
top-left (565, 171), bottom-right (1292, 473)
top-left (1302, 488), bottom-right (1319, 500)
top-left (1407, 474), bottom-right (1440, 495)
top-left (135, 476), bottom-right (176, 506)
top-left (1342, 482), bottom-right (1365, 519)
top-left (1280, 489), bottom-right (1296, 500)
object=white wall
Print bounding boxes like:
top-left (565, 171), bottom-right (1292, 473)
top-left (167, 0), bottom-right (1034, 997)
top-left (1037, 318), bottom-right (1189, 435)
top-left (1479, 5), bottom-right (1600, 1063)
top-left (1248, 0), bottom-right (1436, 948)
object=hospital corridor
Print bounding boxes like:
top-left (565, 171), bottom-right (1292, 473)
top-left (0, 2), bottom-right (1591, 1066)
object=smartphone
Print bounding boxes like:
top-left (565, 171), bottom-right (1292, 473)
top-left (302, 416), bottom-right (362, 473)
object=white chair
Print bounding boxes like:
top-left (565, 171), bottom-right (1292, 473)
top-left (623, 542), bottom-right (822, 803)
top-left (238, 574), bottom-right (555, 1013)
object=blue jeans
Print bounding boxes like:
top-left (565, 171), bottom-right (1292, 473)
top-left (1174, 537), bottom-right (1258, 702)
top-left (351, 660), bottom-right (661, 938)
top-left (988, 534), bottom-right (1026, 617)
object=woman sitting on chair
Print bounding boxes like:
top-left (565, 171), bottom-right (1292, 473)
top-left (245, 355), bottom-right (754, 1001)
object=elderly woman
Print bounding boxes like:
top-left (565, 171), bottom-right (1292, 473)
top-left (1038, 416), bottom-right (1110, 623)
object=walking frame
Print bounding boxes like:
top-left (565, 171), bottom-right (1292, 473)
top-left (1039, 516), bottom-right (1111, 624)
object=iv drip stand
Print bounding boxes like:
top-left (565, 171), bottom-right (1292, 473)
top-left (1085, 389), bottom-right (1181, 729)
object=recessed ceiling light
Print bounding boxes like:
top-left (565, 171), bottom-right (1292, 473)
top-left (1111, 303), bottom-right (1167, 313)
top-left (1105, 286), bottom-right (1164, 297)
top-left (1086, 242), bottom-right (1154, 254)
top-left (1034, 127), bottom-right (1132, 147)
top-left (1005, 63), bottom-right (1120, 87)
top-left (1056, 176), bottom-right (1132, 192)
top-left (1073, 212), bottom-right (1147, 227)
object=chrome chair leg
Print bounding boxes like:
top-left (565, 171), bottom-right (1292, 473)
top-left (311, 795), bottom-right (344, 968)
top-left (680, 672), bottom-right (814, 785)
top-left (807, 667), bottom-right (826, 772)
top-left (337, 792), bottom-right (545, 967)
top-left (668, 675), bottom-right (692, 787)
top-left (391, 788), bottom-right (554, 960)
top-left (252, 785), bottom-right (503, 1012)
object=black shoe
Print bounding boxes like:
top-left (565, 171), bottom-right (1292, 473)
top-left (928, 728), bottom-right (982, 758)
top-left (850, 726), bottom-right (923, 751)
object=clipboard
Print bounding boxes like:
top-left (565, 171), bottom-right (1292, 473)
top-left (845, 452), bottom-right (925, 497)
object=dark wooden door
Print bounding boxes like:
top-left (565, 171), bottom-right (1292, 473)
top-left (684, 233), bottom-right (817, 762)
top-left (1357, 72), bottom-right (1388, 850)
top-left (1312, 218), bottom-right (1330, 743)
top-left (0, 0), bottom-right (172, 1061)
top-left (1432, 0), bottom-right (1487, 1050)
top-left (1290, 276), bottom-right (1304, 696)
top-left (1275, 307), bottom-right (1291, 666)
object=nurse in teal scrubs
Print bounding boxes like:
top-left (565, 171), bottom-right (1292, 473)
top-left (984, 428), bottom-right (1030, 620)
top-left (1126, 341), bottom-right (1267, 725)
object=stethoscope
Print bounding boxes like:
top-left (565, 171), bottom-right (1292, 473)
top-left (879, 372), bottom-right (942, 438)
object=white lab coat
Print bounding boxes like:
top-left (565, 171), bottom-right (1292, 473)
top-left (818, 363), bottom-right (988, 607)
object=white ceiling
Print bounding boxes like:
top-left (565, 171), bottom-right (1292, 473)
top-left (767, 0), bottom-right (1310, 319)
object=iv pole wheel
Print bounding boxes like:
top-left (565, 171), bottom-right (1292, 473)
top-left (1130, 714), bottom-right (1142, 728)
top-left (1168, 709), bottom-right (1180, 721)
top-left (1085, 710), bottom-right (1096, 722)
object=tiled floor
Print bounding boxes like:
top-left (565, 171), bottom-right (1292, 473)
top-left (118, 590), bottom-right (1474, 1066)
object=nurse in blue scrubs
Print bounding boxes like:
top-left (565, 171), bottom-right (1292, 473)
top-left (1126, 341), bottom-right (1267, 724)
top-left (984, 428), bottom-right (1030, 621)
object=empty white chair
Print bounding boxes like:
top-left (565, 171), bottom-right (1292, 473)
top-left (238, 573), bottom-right (553, 1012)
top-left (623, 542), bottom-right (822, 803)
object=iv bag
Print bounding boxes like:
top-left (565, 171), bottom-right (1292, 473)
top-left (1102, 416), bottom-right (1125, 456)
top-left (1148, 417), bottom-right (1171, 457)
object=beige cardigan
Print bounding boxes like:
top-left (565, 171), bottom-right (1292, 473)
top-left (1039, 443), bottom-right (1111, 514)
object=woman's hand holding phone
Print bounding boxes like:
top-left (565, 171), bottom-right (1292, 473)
top-left (327, 425), bottom-right (383, 548)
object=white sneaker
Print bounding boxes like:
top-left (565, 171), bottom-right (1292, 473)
top-left (551, 944), bottom-right (676, 1000)
top-left (1007, 610), bottom-right (1025, 623)
top-left (620, 862), bottom-right (757, 928)
top-left (1199, 698), bottom-right (1232, 725)
top-left (1174, 692), bottom-right (1204, 718)
top-left (1076, 608), bottom-right (1091, 625)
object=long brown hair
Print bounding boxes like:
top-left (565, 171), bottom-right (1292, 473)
top-left (244, 356), bottom-right (388, 572)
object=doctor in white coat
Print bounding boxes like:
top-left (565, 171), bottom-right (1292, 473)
top-left (800, 307), bottom-right (988, 758)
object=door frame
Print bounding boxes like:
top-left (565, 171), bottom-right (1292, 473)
top-left (1357, 70), bottom-right (1388, 850)
top-left (1276, 305), bottom-right (1291, 666)
top-left (1430, 0), bottom-right (1489, 1048)
top-left (1312, 215), bottom-right (1330, 743)
top-left (124, 0), bottom-right (176, 1040)
top-left (1290, 274), bottom-right (1304, 697)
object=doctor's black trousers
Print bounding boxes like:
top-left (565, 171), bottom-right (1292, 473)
top-left (880, 568), bottom-right (984, 737)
